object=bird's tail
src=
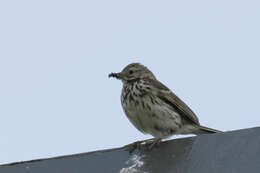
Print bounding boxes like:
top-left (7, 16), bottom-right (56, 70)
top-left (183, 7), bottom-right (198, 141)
top-left (193, 125), bottom-right (222, 135)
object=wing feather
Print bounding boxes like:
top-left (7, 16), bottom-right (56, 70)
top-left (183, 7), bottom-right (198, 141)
top-left (145, 78), bottom-right (200, 125)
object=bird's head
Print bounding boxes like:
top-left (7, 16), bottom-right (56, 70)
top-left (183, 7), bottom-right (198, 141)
top-left (109, 63), bottom-right (156, 83)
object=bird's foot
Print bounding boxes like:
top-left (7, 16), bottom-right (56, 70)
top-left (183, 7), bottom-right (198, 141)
top-left (144, 138), bottom-right (162, 150)
top-left (125, 138), bottom-right (154, 153)
top-left (125, 138), bottom-right (162, 153)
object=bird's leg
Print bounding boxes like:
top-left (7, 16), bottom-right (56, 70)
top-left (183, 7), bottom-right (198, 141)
top-left (145, 138), bottom-right (162, 150)
top-left (125, 138), bottom-right (155, 153)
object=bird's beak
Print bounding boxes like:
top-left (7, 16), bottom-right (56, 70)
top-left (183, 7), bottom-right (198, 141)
top-left (108, 72), bottom-right (123, 80)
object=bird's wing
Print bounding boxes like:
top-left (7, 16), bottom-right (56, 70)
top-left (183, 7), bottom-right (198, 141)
top-left (145, 78), bottom-right (200, 125)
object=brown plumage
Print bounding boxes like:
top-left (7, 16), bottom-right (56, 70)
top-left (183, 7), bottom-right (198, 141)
top-left (109, 63), bottom-right (221, 146)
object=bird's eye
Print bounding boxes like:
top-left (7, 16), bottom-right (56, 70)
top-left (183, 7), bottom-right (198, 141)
top-left (129, 70), bottom-right (134, 75)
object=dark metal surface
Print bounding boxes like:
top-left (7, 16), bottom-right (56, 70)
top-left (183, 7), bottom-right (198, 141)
top-left (1, 127), bottom-right (260, 173)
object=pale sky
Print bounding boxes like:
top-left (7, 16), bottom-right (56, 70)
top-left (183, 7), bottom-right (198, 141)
top-left (0, 0), bottom-right (259, 164)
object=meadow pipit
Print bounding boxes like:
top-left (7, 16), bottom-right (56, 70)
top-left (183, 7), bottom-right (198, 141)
top-left (109, 63), bottom-right (221, 149)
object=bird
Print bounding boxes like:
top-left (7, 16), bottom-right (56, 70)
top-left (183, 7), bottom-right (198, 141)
top-left (109, 63), bottom-right (221, 149)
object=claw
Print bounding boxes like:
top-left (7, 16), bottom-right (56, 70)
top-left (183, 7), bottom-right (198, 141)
top-left (125, 141), bottom-right (143, 153)
top-left (124, 138), bottom-right (161, 153)
top-left (147, 138), bottom-right (162, 150)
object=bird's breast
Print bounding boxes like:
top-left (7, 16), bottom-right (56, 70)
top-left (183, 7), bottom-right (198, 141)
top-left (120, 84), bottom-right (183, 137)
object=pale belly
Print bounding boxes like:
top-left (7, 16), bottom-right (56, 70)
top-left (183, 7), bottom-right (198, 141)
top-left (122, 96), bottom-right (183, 138)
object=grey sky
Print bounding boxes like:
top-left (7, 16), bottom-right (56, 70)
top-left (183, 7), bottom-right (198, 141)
top-left (0, 0), bottom-right (259, 164)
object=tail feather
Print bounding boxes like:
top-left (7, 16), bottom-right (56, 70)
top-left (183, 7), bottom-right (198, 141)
top-left (194, 125), bottom-right (222, 135)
